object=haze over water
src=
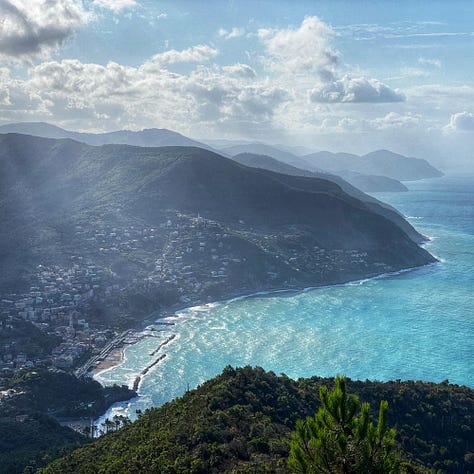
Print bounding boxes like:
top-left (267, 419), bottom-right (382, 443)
top-left (97, 176), bottom-right (474, 419)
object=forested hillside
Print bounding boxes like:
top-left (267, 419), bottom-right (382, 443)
top-left (41, 366), bottom-right (474, 473)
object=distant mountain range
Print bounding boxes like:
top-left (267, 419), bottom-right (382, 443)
top-left (0, 122), bottom-right (443, 190)
top-left (0, 121), bottom-right (216, 151)
top-left (302, 149), bottom-right (444, 181)
top-left (233, 152), bottom-right (408, 194)
top-left (0, 133), bottom-right (433, 301)
top-left (221, 143), bottom-right (314, 170)
top-left (220, 142), bottom-right (443, 188)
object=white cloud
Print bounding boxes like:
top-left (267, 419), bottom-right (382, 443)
top-left (310, 75), bottom-right (405, 103)
top-left (92, 0), bottom-right (138, 12)
top-left (2, 14), bottom-right (473, 169)
top-left (258, 17), bottom-right (403, 104)
top-left (371, 112), bottom-right (422, 130)
top-left (258, 16), bottom-right (338, 80)
top-left (218, 27), bottom-right (245, 40)
top-left (0, 0), bottom-right (88, 61)
top-left (142, 45), bottom-right (219, 71)
top-left (13, 45), bottom-right (287, 137)
top-left (418, 57), bottom-right (442, 68)
top-left (222, 64), bottom-right (256, 79)
top-left (447, 111), bottom-right (474, 131)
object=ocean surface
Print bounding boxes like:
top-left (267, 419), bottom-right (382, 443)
top-left (96, 175), bottom-right (474, 422)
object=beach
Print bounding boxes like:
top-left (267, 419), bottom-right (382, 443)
top-left (91, 347), bottom-right (125, 375)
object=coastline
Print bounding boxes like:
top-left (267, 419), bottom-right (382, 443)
top-left (90, 347), bottom-right (125, 376)
top-left (92, 260), bottom-right (439, 384)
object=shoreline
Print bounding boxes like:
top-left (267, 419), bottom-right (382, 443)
top-left (91, 260), bottom-right (438, 383)
top-left (90, 347), bottom-right (125, 376)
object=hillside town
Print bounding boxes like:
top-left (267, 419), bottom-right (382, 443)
top-left (0, 211), bottom-right (381, 377)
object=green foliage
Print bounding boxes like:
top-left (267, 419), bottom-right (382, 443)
top-left (39, 367), bottom-right (474, 474)
top-left (0, 369), bottom-right (135, 473)
top-left (288, 376), bottom-right (398, 473)
top-left (0, 413), bottom-right (85, 474)
top-left (4, 368), bottom-right (134, 417)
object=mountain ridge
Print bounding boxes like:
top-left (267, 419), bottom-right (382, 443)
top-left (39, 366), bottom-right (474, 474)
top-left (231, 152), bottom-right (422, 243)
top-left (0, 133), bottom-right (434, 312)
top-left (233, 152), bottom-right (409, 192)
top-left (0, 121), bottom-right (216, 152)
top-left (302, 149), bottom-right (444, 181)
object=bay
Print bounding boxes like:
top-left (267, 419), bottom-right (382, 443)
top-left (96, 175), bottom-right (474, 421)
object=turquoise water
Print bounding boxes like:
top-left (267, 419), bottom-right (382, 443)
top-left (96, 176), bottom-right (474, 420)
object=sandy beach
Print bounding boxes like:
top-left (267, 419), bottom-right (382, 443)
top-left (91, 347), bottom-right (125, 375)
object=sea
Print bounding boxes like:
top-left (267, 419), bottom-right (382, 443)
top-left (95, 175), bottom-right (474, 423)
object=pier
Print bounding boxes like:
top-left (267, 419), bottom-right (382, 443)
top-left (132, 354), bottom-right (167, 391)
top-left (149, 334), bottom-right (176, 356)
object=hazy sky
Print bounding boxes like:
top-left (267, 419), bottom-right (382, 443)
top-left (1, 0), bottom-right (474, 170)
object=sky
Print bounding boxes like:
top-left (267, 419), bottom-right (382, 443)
top-left (0, 0), bottom-right (474, 170)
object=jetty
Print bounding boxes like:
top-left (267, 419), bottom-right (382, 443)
top-left (149, 334), bottom-right (176, 356)
top-left (132, 354), bottom-right (167, 391)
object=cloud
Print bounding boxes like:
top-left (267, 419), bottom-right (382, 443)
top-left (371, 112), bottom-right (422, 130)
top-left (447, 112), bottom-right (474, 131)
top-left (418, 57), bottom-right (442, 68)
top-left (142, 45), bottom-right (219, 70)
top-left (16, 44), bottom-right (287, 137)
top-left (310, 75), bottom-right (405, 103)
top-left (222, 64), bottom-right (256, 79)
top-left (92, 0), bottom-right (138, 12)
top-left (218, 27), bottom-right (245, 40)
top-left (0, 0), bottom-right (88, 61)
top-left (257, 17), bottom-right (403, 104)
top-left (258, 16), bottom-right (338, 80)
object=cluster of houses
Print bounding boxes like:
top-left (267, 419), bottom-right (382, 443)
top-left (0, 260), bottom-right (119, 372)
top-left (75, 221), bottom-right (170, 255)
top-left (0, 210), bottom-right (387, 377)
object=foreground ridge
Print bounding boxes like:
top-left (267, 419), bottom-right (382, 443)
top-left (41, 366), bottom-right (474, 473)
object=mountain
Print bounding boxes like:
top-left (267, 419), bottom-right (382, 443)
top-left (232, 153), bottom-right (421, 243)
top-left (0, 134), bottom-right (434, 312)
top-left (275, 143), bottom-right (315, 156)
top-left (220, 143), bottom-right (314, 170)
top-left (40, 366), bottom-right (474, 473)
top-left (226, 146), bottom-right (412, 194)
top-left (232, 152), bottom-right (317, 178)
top-left (0, 121), bottom-right (214, 151)
top-left (233, 152), bottom-right (408, 193)
top-left (361, 149), bottom-right (444, 181)
top-left (302, 149), bottom-right (444, 181)
top-left (337, 170), bottom-right (409, 192)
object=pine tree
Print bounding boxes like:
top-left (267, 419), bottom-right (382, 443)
top-left (288, 376), bottom-right (399, 473)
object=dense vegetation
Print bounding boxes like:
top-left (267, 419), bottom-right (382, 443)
top-left (0, 369), bottom-right (135, 473)
top-left (0, 413), bottom-right (85, 474)
top-left (0, 317), bottom-right (61, 359)
top-left (41, 366), bottom-right (474, 473)
top-left (289, 377), bottom-right (400, 473)
top-left (2, 369), bottom-right (134, 417)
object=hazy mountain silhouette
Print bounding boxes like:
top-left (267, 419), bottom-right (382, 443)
top-left (302, 149), bottom-right (443, 181)
top-left (0, 121), bottom-right (215, 151)
top-left (0, 134), bottom-right (434, 291)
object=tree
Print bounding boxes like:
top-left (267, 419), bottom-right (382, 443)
top-left (288, 376), bottom-right (399, 473)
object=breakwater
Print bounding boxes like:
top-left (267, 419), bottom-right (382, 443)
top-left (132, 354), bottom-right (167, 391)
top-left (149, 334), bottom-right (176, 356)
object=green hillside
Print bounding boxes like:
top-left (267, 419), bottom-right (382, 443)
top-left (40, 366), bottom-right (474, 473)
top-left (0, 134), bottom-right (434, 320)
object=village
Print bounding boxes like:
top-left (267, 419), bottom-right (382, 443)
top-left (0, 211), bottom-right (380, 378)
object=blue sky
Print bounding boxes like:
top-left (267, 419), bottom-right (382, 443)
top-left (1, 0), bottom-right (474, 170)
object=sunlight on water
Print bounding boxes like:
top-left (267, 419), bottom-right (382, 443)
top-left (95, 176), bottom-right (474, 422)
